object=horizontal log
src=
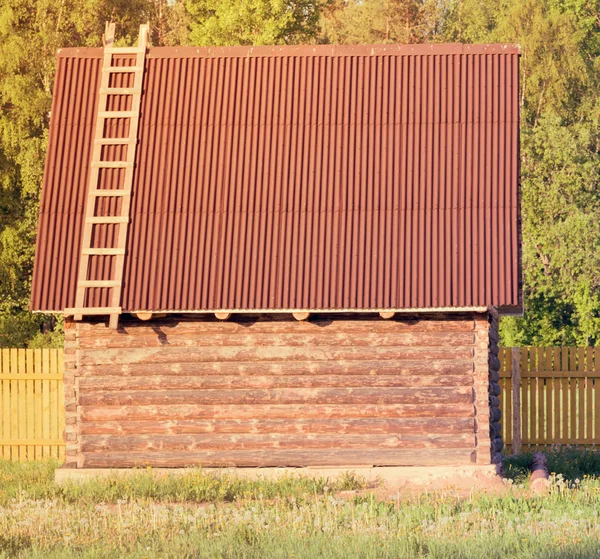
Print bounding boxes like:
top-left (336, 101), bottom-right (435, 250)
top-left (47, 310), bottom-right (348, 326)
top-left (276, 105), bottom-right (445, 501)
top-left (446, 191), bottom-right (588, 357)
top-left (81, 448), bottom-right (476, 468)
top-left (80, 417), bottom-right (475, 436)
top-left (78, 374), bottom-right (474, 392)
top-left (76, 331), bottom-right (476, 349)
top-left (81, 403), bottom-right (475, 422)
top-left (78, 387), bottom-right (474, 406)
top-left (79, 346), bottom-right (475, 366)
top-left (78, 359), bottom-right (476, 378)
top-left (80, 433), bottom-right (475, 453)
top-left (80, 317), bottom-right (476, 337)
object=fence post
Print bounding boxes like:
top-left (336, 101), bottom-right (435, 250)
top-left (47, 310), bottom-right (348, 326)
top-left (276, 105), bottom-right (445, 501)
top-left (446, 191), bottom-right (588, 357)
top-left (511, 347), bottom-right (522, 455)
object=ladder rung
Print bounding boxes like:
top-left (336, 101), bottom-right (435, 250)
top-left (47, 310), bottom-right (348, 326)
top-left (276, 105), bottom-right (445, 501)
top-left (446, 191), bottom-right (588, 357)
top-left (106, 46), bottom-right (146, 54)
top-left (100, 87), bottom-right (142, 95)
top-left (95, 138), bottom-right (135, 145)
top-left (78, 280), bottom-right (121, 288)
top-left (102, 66), bottom-right (143, 73)
top-left (89, 189), bottom-right (131, 197)
top-left (91, 161), bottom-right (134, 168)
top-left (98, 111), bottom-right (137, 119)
top-left (86, 216), bottom-right (129, 224)
top-left (65, 307), bottom-right (122, 316)
top-left (82, 248), bottom-right (126, 256)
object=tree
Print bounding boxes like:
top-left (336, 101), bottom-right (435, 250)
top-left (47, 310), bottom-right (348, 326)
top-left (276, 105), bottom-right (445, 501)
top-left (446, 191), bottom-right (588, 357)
top-left (444, 0), bottom-right (600, 346)
top-left (0, 0), bottom-right (183, 347)
top-left (186, 0), bottom-right (322, 45)
top-left (319, 0), bottom-right (447, 44)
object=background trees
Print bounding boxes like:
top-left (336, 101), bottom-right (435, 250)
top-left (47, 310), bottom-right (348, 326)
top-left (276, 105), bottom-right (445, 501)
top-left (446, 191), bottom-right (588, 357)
top-left (2, 0), bottom-right (599, 346)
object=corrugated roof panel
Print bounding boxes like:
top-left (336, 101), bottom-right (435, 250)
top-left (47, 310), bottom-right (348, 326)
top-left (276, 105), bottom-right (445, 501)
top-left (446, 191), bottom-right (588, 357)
top-left (31, 44), bottom-right (521, 312)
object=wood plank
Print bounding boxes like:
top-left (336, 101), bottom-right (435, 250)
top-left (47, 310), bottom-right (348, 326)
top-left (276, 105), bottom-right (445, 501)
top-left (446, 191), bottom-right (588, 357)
top-left (81, 402), bottom-right (475, 422)
top-left (554, 347), bottom-right (561, 442)
top-left (107, 46), bottom-right (146, 54)
top-left (97, 111), bottom-right (137, 119)
top-left (50, 350), bottom-right (59, 459)
top-left (77, 346), bottom-right (476, 365)
top-left (544, 348), bottom-right (552, 442)
top-left (80, 433), bottom-right (475, 453)
top-left (530, 347), bottom-right (538, 444)
top-left (78, 374), bottom-right (475, 392)
top-left (26, 350), bottom-right (35, 460)
top-left (586, 347), bottom-right (593, 442)
top-left (80, 417), bottom-right (475, 436)
top-left (81, 248), bottom-right (125, 255)
top-left (86, 217), bottom-right (128, 224)
top-left (58, 350), bottom-right (66, 463)
top-left (0, 349), bottom-right (12, 460)
top-left (65, 307), bottom-right (122, 315)
top-left (78, 386), bottom-right (474, 407)
top-left (94, 136), bottom-right (134, 144)
top-left (78, 359), bottom-right (476, 378)
top-left (82, 448), bottom-right (475, 468)
top-left (89, 189), bottom-right (131, 197)
top-left (102, 66), bottom-right (143, 73)
top-left (561, 347), bottom-right (569, 443)
top-left (570, 348), bottom-right (577, 442)
top-left (42, 349), bottom-right (50, 458)
top-left (17, 349), bottom-right (26, 461)
top-left (595, 348), bottom-right (600, 442)
top-left (77, 280), bottom-right (120, 288)
top-left (34, 350), bottom-right (43, 460)
top-left (519, 348), bottom-right (527, 450)
top-left (76, 331), bottom-right (478, 349)
top-left (577, 347), bottom-right (585, 441)
top-left (78, 317), bottom-right (477, 335)
top-left (10, 349), bottom-right (18, 459)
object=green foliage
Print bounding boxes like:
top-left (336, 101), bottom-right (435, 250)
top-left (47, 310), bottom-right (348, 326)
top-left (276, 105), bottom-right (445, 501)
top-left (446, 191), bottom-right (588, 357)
top-left (3, 0), bottom-right (600, 347)
top-left (186, 0), bottom-right (322, 45)
top-left (0, 0), bottom-right (186, 348)
top-left (444, 0), bottom-right (600, 346)
top-left (320, 0), bottom-right (447, 44)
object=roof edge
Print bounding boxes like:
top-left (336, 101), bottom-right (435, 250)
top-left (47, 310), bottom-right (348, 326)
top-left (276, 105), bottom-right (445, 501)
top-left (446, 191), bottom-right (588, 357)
top-left (34, 306), bottom-right (492, 315)
top-left (56, 43), bottom-right (521, 59)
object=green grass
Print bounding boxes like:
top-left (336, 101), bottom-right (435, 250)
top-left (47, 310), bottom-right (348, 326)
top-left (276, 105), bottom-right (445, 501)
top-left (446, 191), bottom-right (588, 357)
top-left (2, 451), bottom-right (600, 558)
top-left (504, 447), bottom-right (600, 482)
top-left (0, 459), bottom-right (368, 507)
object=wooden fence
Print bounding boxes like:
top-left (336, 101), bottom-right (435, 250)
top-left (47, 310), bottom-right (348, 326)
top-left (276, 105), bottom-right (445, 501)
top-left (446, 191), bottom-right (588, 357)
top-left (0, 349), bottom-right (65, 461)
top-left (499, 347), bottom-right (600, 453)
top-left (1, 346), bottom-right (599, 461)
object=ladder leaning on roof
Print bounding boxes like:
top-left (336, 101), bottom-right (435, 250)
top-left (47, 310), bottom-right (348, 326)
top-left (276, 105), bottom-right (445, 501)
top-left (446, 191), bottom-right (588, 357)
top-left (65, 23), bottom-right (148, 330)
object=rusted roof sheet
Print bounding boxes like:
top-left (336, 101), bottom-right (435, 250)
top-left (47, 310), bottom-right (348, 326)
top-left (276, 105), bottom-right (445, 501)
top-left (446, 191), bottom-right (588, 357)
top-left (31, 44), bottom-right (521, 313)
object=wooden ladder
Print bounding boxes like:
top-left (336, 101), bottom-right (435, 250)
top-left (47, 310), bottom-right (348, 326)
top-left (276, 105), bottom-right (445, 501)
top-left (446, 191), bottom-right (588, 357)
top-left (65, 23), bottom-right (148, 329)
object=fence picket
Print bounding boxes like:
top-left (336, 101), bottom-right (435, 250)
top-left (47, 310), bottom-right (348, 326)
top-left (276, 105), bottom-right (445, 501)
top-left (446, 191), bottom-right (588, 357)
top-left (0, 347), bottom-right (65, 459)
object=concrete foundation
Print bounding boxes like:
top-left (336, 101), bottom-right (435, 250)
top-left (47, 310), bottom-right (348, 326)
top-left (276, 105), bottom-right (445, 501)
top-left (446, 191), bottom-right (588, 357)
top-left (55, 464), bottom-right (501, 487)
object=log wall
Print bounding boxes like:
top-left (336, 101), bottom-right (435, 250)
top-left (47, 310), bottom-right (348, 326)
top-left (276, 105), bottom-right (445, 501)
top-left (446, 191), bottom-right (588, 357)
top-left (63, 312), bottom-right (500, 468)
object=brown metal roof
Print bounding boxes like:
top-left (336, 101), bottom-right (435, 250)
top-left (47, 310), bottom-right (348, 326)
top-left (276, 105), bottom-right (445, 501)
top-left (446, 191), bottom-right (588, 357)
top-left (31, 44), bottom-right (521, 313)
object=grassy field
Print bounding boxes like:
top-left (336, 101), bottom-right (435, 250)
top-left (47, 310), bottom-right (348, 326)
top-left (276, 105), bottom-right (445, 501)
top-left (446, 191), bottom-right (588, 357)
top-left (2, 450), bottom-right (600, 558)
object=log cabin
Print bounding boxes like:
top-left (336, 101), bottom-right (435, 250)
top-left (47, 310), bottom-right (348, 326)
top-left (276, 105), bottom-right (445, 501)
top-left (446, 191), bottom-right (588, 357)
top-left (30, 25), bottom-right (521, 471)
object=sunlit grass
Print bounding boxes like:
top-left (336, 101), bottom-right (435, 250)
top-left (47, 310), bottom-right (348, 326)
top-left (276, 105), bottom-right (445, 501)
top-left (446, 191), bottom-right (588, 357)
top-left (1, 450), bottom-right (600, 558)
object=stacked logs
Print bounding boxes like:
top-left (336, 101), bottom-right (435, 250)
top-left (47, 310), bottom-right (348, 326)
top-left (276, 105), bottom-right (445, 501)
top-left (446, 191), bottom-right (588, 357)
top-left (488, 311), bottom-right (503, 466)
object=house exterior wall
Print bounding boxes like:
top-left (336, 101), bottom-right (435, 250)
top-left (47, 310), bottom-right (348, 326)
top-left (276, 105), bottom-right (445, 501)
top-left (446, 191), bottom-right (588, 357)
top-left (63, 312), bottom-right (501, 469)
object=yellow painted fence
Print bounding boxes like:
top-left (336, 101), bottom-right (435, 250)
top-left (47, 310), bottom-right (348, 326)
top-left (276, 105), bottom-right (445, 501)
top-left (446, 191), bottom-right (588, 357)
top-left (0, 346), bottom-right (599, 461)
top-left (0, 349), bottom-right (65, 461)
top-left (499, 347), bottom-right (600, 453)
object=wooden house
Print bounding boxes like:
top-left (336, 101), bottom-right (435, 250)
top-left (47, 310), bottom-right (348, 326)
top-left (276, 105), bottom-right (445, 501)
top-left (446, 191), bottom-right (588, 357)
top-left (31, 25), bottom-right (521, 471)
